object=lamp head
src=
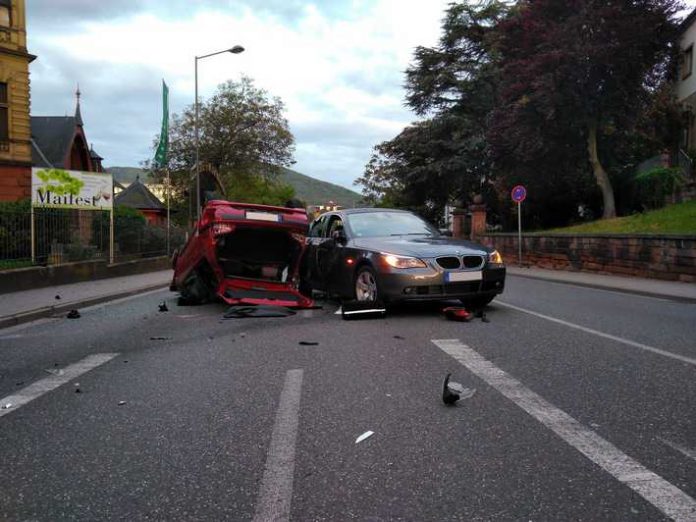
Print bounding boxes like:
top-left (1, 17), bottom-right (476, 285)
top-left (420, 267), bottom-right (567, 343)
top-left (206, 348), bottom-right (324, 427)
top-left (229, 45), bottom-right (245, 54)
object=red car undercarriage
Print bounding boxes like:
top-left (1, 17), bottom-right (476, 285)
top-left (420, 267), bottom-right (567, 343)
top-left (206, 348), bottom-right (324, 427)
top-left (171, 200), bottom-right (314, 309)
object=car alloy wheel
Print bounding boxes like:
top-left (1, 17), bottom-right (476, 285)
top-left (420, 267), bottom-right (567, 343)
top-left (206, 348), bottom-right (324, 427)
top-left (355, 266), bottom-right (379, 302)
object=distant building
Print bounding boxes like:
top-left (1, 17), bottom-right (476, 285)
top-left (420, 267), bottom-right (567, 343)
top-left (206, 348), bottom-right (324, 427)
top-left (678, 9), bottom-right (696, 151)
top-left (675, 10), bottom-right (696, 201)
top-left (31, 88), bottom-right (104, 173)
top-left (0, 0), bottom-right (35, 201)
top-left (114, 176), bottom-right (167, 226)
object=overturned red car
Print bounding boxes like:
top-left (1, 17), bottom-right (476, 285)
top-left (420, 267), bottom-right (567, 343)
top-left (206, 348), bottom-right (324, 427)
top-left (171, 200), bottom-right (314, 308)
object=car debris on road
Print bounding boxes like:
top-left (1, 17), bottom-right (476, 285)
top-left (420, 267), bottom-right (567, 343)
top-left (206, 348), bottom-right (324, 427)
top-left (223, 305), bottom-right (297, 318)
top-left (341, 300), bottom-right (387, 320)
top-left (355, 431), bottom-right (375, 444)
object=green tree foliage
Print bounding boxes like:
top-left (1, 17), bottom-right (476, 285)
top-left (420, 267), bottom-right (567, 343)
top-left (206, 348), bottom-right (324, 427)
top-left (489, 0), bottom-right (682, 220)
top-left (151, 76), bottom-right (296, 214)
top-left (357, 1), bottom-right (508, 224)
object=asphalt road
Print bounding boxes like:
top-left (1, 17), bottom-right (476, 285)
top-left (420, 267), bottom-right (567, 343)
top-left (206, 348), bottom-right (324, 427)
top-left (0, 276), bottom-right (695, 521)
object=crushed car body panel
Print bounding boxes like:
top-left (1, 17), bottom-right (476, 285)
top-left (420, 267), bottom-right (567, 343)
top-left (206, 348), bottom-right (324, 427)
top-left (172, 200), bottom-right (314, 308)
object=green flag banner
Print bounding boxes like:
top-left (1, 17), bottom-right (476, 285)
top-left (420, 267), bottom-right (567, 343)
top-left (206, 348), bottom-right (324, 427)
top-left (154, 80), bottom-right (169, 168)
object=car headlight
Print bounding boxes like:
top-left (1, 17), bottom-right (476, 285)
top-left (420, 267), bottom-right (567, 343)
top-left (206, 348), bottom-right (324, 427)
top-left (382, 253), bottom-right (427, 269)
top-left (488, 250), bottom-right (504, 265)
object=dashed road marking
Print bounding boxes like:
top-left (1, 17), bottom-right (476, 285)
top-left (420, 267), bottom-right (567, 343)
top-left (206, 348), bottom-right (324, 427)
top-left (253, 369), bottom-right (304, 522)
top-left (0, 353), bottom-right (119, 418)
top-left (496, 300), bottom-right (696, 368)
top-left (432, 339), bottom-right (696, 522)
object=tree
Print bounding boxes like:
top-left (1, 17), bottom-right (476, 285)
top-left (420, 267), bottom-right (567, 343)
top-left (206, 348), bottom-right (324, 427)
top-left (358, 1), bottom-right (509, 222)
top-left (489, 0), bottom-right (682, 219)
top-left (152, 76), bottom-right (296, 211)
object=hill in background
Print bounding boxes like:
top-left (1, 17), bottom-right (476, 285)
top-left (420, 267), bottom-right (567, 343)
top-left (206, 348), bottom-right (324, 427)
top-left (277, 167), bottom-right (363, 207)
top-left (107, 166), bottom-right (363, 208)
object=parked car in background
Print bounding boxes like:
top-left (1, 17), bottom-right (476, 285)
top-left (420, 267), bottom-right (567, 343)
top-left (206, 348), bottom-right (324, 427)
top-left (300, 208), bottom-right (505, 307)
top-left (171, 200), bottom-right (314, 308)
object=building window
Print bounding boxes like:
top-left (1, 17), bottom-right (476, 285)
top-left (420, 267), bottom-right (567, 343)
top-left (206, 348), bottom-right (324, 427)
top-left (0, 0), bottom-right (10, 28)
top-left (0, 82), bottom-right (8, 143)
top-left (682, 45), bottom-right (693, 80)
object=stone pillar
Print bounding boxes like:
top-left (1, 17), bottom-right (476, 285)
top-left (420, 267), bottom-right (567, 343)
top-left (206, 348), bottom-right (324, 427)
top-left (451, 209), bottom-right (468, 238)
top-left (469, 195), bottom-right (486, 241)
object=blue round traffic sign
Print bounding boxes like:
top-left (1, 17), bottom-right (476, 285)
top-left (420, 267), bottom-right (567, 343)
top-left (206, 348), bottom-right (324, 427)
top-left (511, 185), bottom-right (527, 203)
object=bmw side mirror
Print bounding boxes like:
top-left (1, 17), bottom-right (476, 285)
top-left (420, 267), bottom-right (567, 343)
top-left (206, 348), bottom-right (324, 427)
top-left (332, 229), bottom-right (347, 245)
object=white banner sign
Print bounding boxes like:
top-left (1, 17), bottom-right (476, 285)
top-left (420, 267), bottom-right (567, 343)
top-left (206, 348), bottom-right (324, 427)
top-left (32, 168), bottom-right (113, 210)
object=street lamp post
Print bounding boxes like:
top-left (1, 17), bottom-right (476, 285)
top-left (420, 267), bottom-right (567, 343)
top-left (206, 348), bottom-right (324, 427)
top-left (194, 44), bottom-right (244, 221)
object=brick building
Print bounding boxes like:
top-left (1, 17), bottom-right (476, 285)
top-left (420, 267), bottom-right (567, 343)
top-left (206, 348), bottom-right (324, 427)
top-left (0, 0), bottom-right (35, 201)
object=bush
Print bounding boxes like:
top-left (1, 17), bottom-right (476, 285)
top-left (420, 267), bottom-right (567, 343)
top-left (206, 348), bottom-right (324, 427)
top-left (633, 167), bottom-right (686, 210)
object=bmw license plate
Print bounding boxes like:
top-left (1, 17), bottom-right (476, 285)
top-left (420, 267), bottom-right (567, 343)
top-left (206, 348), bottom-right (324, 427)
top-left (445, 271), bottom-right (482, 283)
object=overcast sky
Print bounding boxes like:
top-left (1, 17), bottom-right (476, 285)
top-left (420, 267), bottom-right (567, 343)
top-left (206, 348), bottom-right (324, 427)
top-left (26, 1), bottom-right (696, 192)
top-left (26, 0), bottom-right (454, 191)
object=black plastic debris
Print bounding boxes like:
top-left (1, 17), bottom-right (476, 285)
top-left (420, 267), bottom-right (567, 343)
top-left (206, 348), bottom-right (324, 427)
top-left (158, 301), bottom-right (169, 312)
top-left (74, 383), bottom-right (81, 394)
top-left (341, 300), bottom-right (386, 320)
top-left (442, 373), bottom-right (476, 406)
top-left (393, 335), bottom-right (405, 340)
top-left (442, 373), bottom-right (459, 405)
top-left (149, 336), bottom-right (171, 341)
top-left (66, 309), bottom-right (81, 319)
top-left (55, 295), bottom-right (61, 300)
top-left (298, 341), bottom-right (319, 346)
top-left (223, 305), bottom-right (296, 319)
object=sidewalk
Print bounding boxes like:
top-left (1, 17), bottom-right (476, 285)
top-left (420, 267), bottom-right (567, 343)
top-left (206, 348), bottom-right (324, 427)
top-left (507, 266), bottom-right (696, 302)
top-left (0, 270), bottom-right (173, 329)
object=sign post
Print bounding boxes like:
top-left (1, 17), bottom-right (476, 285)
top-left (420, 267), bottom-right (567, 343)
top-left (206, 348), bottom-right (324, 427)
top-left (511, 185), bottom-right (527, 266)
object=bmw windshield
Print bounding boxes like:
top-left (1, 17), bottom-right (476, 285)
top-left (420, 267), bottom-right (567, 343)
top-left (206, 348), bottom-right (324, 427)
top-left (346, 211), bottom-right (440, 238)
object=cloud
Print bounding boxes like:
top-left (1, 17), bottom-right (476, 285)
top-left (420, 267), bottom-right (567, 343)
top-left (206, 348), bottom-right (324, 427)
top-left (26, 0), bottom-right (449, 189)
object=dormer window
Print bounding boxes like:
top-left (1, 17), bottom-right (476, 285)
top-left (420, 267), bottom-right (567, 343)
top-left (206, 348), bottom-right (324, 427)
top-left (682, 45), bottom-right (693, 80)
top-left (0, 0), bottom-right (10, 28)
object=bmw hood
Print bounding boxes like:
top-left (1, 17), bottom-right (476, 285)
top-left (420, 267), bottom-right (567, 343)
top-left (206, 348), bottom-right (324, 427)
top-left (351, 236), bottom-right (491, 258)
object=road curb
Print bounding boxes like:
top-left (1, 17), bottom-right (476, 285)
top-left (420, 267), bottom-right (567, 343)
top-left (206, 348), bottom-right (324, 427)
top-left (508, 270), bottom-right (696, 303)
top-left (0, 283), bottom-right (171, 330)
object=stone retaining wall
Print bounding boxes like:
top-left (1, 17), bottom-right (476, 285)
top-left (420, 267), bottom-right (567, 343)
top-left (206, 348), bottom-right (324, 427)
top-left (480, 234), bottom-right (696, 283)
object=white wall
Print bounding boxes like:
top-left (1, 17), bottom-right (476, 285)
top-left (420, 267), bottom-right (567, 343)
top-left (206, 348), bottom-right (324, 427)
top-left (677, 21), bottom-right (696, 102)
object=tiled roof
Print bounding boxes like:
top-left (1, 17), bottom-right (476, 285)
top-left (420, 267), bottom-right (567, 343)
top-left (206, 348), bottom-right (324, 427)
top-left (30, 116), bottom-right (77, 168)
top-left (114, 178), bottom-right (166, 211)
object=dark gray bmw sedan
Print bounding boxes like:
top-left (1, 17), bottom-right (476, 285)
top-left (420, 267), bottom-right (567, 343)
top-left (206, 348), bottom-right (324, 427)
top-left (300, 208), bottom-right (505, 307)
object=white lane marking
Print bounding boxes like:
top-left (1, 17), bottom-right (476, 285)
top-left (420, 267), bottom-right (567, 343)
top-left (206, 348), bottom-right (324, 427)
top-left (658, 437), bottom-right (696, 463)
top-left (334, 307), bottom-right (342, 315)
top-left (496, 300), bottom-right (696, 368)
top-left (432, 339), bottom-right (696, 522)
top-left (0, 353), bottom-right (119, 418)
top-left (253, 369), bottom-right (303, 522)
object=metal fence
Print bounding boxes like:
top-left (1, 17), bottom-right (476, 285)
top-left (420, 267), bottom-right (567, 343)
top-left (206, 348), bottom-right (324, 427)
top-left (0, 207), bottom-right (186, 270)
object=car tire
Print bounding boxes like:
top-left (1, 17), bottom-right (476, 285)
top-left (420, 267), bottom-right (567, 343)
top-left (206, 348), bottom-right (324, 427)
top-left (460, 295), bottom-right (495, 309)
top-left (180, 269), bottom-right (213, 305)
top-left (353, 265), bottom-right (380, 302)
top-left (299, 278), bottom-right (313, 298)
